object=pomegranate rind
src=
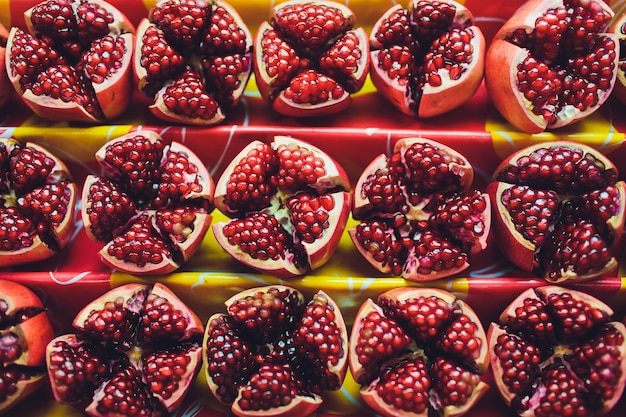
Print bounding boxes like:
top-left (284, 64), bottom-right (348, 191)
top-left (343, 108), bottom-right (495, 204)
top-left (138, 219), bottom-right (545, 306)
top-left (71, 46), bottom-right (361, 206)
top-left (611, 13), bottom-right (626, 104)
top-left (0, 23), bottom-right (10, 109)
top-left (150, 282), bottom-right (205, 339)
top-left (231, 393), bottom-right (321, 417)
top-left (271, 76), bottom-right (352, 118)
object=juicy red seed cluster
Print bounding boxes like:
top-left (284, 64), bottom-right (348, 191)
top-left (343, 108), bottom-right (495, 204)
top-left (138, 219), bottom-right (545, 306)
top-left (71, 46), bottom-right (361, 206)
top-left (436, 314), bottom-right (482, 362)
top-left (96, 367), bottom-right (153, 416)
top-left (81, 35), bottom-right (126, 84)
top-left (354, 220), bottom-right (403, 275)
top-left (403, 142), bottom-right (463, 193)
top-left (163, 70), bottom-right (220, 120)
top-left (0, 208), bottom-right (34, 251)
top-left (274, 143), bottom-right (326, 191)
top-left (377, 45), bottom-right (415, 84)
top-left (86, 178), bottom-right (136, 241)
top-left (237, 364), bottom-right (298, 411)
top-left (144, 350), bottom-right (192, 399)
top-left (362, 167), bottom-right (407, 214)
top-left (505, 296), bottom-right (556, 345)
top-left (423, 28), bottom-right (474, 87)
top-left (381, 294), bottom-right (455, 341)
top-left (17, 183), bottom-right (71, 232)
top-left (412, 1), bottom-right (455, 42)
top-left (320, 31), bottom-right (362, 78)
top-left (294, 295), bottom-right (343, 367)
top-left (493, 332), bottom-right (542, 394)
top-left (260, 28), bottom-right (309, 81)
top-left (430, 357), bottom-right (480, 407)
top-left (287, 193), bottom-right (334, 244)
top-left (107, 217), bottom-right (171, 266)
top-left (580, 184), bottom-right (621, 223)
top-left (375, 8), bottom-right (414, 47)
top-left (355, 311), bottom-right (411, 368)
top-left (10, 146), bottom-right (55, 193)
top-left (104, 135), bottom-right (164, 194)
top-left (534, 365), bottom-right (588, 417)
top-left (432, 190), bottom-right (487, 234)
top-left (0, 366), bottom-right (27, 401)
top-left (501, 185), bottom-right (559, 247)
top-left (377, 356), bottom-right (431, 413)
top-left (150, 0), bottom-right (207, 49)
top-left (566, 36), bottom-right (616, 91)
top-left (30, 0), bottom-right (77, 42)
top-left (546, 291), bottom-right (610, 341)
top-left (412, 230), bottom-right (467, 275)
top-left (75, 1), bottom-right (114, 42)
top-left (203, 54), bottom-right (249, 92)
top-left (81, 297), bottom-right (138, 348)
top-left (202, 5), bottom-right (247, 54)
top-left (140, 25), bottom-right (185, 82)
top-left (156, 149), bottom-right (205, 205)
top-left (222, 212), bottom-right (290, 261)
top-left (32, 64), bottom-right (85, 102)
top-left (140, 294), bottom-right (189, 344)
top-left (282, 70), bottom-right (346, 105)
top-left (0, 332), bottom-right (22, 363)
top-left (155, 207), bottom-right (197, 243)
top-left (9, 29), bottom-right (66, 89)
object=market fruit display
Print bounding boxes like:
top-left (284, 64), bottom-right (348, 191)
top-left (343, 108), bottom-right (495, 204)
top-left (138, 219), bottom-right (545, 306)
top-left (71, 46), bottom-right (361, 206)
top-left (212, 136), bottom-right (351, 277)
top-left (349, 287), bottom-right (489, 417)
top-left (81, 130), bottom-right (214, 275)
top-left (0, 23), bottom-right (9, 109)
top-left (0, 138), bottom-right (78, 267)
top-left (134, 0), bottom-right (252, 125)
top-left (611, 11), bottom-right (626, 105)
top-left (489, 285), bottom-right (626, 417)
top-left (254, 0), bottom-right (369, 117)
top-left (349, 137), bottom-right (490, 281)
top-left (488, 141), bottom-right (625, 282)
top-left (46, 282), bottom-right (204, 417)
top-left (369, 0), bottom-right (485, 118)
top-left (0, 280), bottom-right (55, 414)
top-left (203, 285), bottom-right (348, 417)
top-left (486, 0), bottom-right (618, 134)
top-left (5, 0), bottom-right (135, 123)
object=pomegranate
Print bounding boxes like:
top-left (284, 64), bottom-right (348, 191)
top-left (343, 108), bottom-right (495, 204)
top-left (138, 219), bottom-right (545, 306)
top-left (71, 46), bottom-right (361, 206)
top-left (46, 282), bottom-right (204, 416)
top-left (212, 136), bottom-right (351, 277)
top-left (0, 280), bottom-right (55, 414)
top-left (485, 0), bottom-right (618, 134)
top-left (5, 0), bottom-right (135, 123)
top-left (0, 23), bottom-right (9, 109)
top-left (254, 0), bottom-right (369, 117)
top-left (349, 287), bottom-right (489, 417)
top-left (133, 0), bottom-right (252, 125)
top-left (0, 137), bottom-right (78, 267)
top-left (203, 285), bottom-right (348, 417)
top-left (611, 12), bottom-right (626, 104)
top-left (488, 141), bottom-right (625, 282)
top-left (369, 0), bottom-right (485, 118)
top-left (81, 130), bottom-right (214, 275)
top-left (489, 285), bottom-right (626, 417)
top-left (349, 137), bottom-right (490, 281)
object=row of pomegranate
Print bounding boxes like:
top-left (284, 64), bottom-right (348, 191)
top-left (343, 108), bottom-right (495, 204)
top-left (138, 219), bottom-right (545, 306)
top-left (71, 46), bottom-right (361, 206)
top-left (2, 132), bottom-right (623, 283)
top-left (1, 0), bottom-right (626, 134)
top-left (3, 279), bottom-right (626, 417)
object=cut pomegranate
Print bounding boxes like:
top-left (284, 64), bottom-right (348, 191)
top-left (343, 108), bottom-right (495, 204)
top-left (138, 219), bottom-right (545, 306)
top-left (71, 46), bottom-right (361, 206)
top-left (369, 0), bottom-right (485, 118)
top-left (611, 12), bottom-right (626, 105)
top-left (0, 137), bottom-right (77, 267)
top-left (486, 0), bottom-right (618, 133)
top-left (203, 285), bottom-right (348, 417)
top-left (254, 0), bottom-right (369, 117)
top-left (349, 137), bottom-right (490, 281)
top-left (46, 283), bottom-right (204, 417)
top-left (0, 280), bottom-right (55, 414)
top-left (350, 287), bottom-right (489, 417)
top-left (81, 130), bottom-right (214, 275)
top-left (212, 136), bottom-right (351, 277)
top-left (488, 141), bottom-right (625, 282)
top-left (5, 0), bottom-right (135, 123)
top-left (134, 0), bottom-right (252, 125)
top-left (489, 285), bottom-right (626, 417)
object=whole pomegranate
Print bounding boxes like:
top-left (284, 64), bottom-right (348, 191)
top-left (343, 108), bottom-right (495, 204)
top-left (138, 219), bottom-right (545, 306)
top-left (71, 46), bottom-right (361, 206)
top-left (212, 136), bottom-right (351, 277)
top-left (46, 282), bottom-right (204, 417)
top-left (134, 0), bottom-right (252, 125)
top-left (203, 285), bottom-right (348, 417)
top-left (0, 138), bottom-right (77, 267)
top-left (254, 0), bottom-right (370, 117)
top-left (611, 12), bottom-right (626, 104)
top-left (349, 137), bottom-right (490, 281)
top-left (0, 280), bottom-right (55, 414)
top-left (488, 141), bottom-right (625, 282)
top-left (489, 285), bottom-right (626, 417)
top-left (349, 287), bottom-right (489, 417)
top-left (369, 0), bottom-right (485, 118)
top-left (0, 23), bottom-right (9, 109)
top-left (81, 131), bottom-right (214, 275)
top-left (486, 0), bottom-right (618, 133)
top-left (5, 0), bottom-right (135, 123)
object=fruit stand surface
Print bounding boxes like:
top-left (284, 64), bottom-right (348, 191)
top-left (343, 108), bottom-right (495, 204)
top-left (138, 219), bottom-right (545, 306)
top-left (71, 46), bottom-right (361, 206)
top-left (2, 0), bottom-right (626, 416)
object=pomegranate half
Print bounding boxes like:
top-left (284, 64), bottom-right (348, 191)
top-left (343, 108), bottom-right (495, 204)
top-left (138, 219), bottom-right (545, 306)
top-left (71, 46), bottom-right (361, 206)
top-left (0, 279), bottom-right (55, 414)
top-left (349, 137), bottom-right (490, 281)
top-left (485, 0), bottom-right (618, 133)
top-left (5, 0), bottom-right (135, 123)
top-left (81, 131), bottom-right (214, 275)
top-left (488, 141), bottom-right (625, 282)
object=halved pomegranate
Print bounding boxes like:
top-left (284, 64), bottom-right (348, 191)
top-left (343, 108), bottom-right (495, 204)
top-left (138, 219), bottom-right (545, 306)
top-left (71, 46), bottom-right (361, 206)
top-left (349, 137), bottom-right (490, 281)
top-left (254, 0), bottom-right (369, 117)
top-left (488, 141), bottom-right (625, 282)
top-left (489, 285), bottom-right (626, 417)
top-left (611, 11), bottom-right (626, 104)
top-left (46, 282), bottom-right (204, 417)
top-left (486, 0), bottom-right (618, 133)
top-left (203, 285), bottom-right (348, 417)
top-left (81, 131), bottom-right (214, 275)
top-left (5, 0), bottom-right (135, 123)
top-left (0, 23), bottom-right (9, 109)
top-left (0, 137), bottom-right (77, 267)
top-left (0, 280), bottom-right (55, 414)
top-left (212, 136), bottom-right (351, 277)
top-left (134, 0), bottom-right (252, 125)
top-left (369, 0), bottom-right (485, 118)
top-left (350, 287), bottom-right (489, 417)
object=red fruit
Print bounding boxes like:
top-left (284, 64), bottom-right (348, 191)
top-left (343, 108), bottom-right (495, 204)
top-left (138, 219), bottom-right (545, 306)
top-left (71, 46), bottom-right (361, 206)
top-left (0, 280), bottom-right (55, 414)
top-left (489, 286), bottom-right (626, 417)
top-left (46, 283), bottom-right (204, 417)
top-left (488, 141), bottom-right (625, 282)
top-left (134, 0), bottom-right (252, 125)
top-left (369, 0), bottom-right (485, 118)
top-left (81, 130), bottom-right (214, 275)
top-left (0, 23), bottom-right (9, 109)
top-left (486, 0), bottom-right (618, 133)
top-left (349, 137), bottom-right (490, 281)
top-left (0, 138), bottom-right (77, 267)
top-left (212, 136), bottom-right (351, 277)
top-left (611, 12), bottom-right (626, 104)
top-left (203, 285), bottom-right (348, 417)
top-left (350, 288), bottom-right (489, 417)
top-left (254, 0), bottom-right (369, 117)
top-left (5, 0), bottom-right (135, 122)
